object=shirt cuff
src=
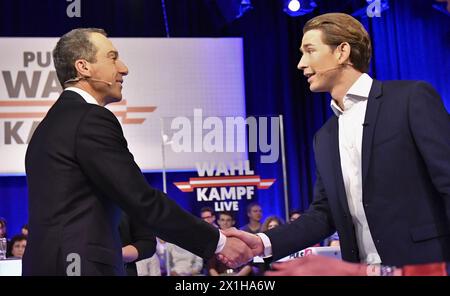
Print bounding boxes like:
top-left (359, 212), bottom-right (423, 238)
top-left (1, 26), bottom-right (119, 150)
top-left (256, 233), bottom-right (273, 257)
top-left (215, 231), bottom-right (227, 253)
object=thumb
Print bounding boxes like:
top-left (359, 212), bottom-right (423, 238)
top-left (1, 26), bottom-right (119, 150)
top-left (221, 227), bottom-right (239, 236)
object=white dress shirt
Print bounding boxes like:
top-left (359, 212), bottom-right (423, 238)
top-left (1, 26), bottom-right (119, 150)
top-left (64, 87), bottom-right (228, 254)
top-left (65, 87), bottom-right (100, 105)
top-left (259, 74), bottom-right (381, 264)
top-left (331, 73), bottom-right (381, 264)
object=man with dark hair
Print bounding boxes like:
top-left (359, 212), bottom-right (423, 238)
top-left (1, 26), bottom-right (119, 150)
top-left (200, 207), bottom-right (218, 228)
top-left (24, 28), bottom-right (252, 275)
top-left (222, 13), bottom-right (450, 268)
top-left (7, 234), bottom-right (27, 258)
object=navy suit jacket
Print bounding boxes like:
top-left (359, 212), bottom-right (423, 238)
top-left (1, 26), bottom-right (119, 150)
top-left (267, 80), bottom-right (450, 266)
top-left (24, 90), bottom-right (219, 275)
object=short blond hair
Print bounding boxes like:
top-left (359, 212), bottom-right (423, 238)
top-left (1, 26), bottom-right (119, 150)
top-left (304, 13), bottom-right (372, 73)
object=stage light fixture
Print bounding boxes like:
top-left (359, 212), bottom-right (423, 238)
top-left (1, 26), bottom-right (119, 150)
top-left (433, 0), bottom-right (450, 16)
top-left (283, 0), bottom-right (317, 17)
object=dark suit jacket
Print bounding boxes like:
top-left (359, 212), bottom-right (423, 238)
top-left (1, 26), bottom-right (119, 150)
top-left (266, 80), bottom-right (450, 266)
top-left (23, 90), bottom-right (219, 275)
top-left (119, 212), bottom-right (156, 276)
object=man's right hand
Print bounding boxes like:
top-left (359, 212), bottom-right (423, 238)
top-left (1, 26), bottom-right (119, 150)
top-left (218, 227), bottom-right (264, 267)
top-left (219, 236), bottom-right (254, 269)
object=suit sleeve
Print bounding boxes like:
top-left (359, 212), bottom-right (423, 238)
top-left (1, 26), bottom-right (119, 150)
top-left (75, 106), bottom-right (219, 259)
top-left (265, 135), bottom-right (336, 260)
top-left (408, 81), bottom-right (450, 220)
top-left (127, 215), bottom-right (157, 261)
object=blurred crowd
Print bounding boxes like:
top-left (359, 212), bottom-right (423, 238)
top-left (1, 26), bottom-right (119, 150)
top-left (1, 203), bottom-right (338, 276)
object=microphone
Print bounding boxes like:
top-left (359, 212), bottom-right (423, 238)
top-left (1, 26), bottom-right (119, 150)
top-left (86, 77), bottom-right (113, 86)
top-left (313, 64), bottom-right (346, 77)
top-left (64, 76), bottom-right (113, 86)
top-left (362, 122), bottom-right (369, 127)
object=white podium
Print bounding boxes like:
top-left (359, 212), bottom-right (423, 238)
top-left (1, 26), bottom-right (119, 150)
top-left (0, 259), bottom-right (22, 276)
top-left (253, 246), bottom-right (341, 263)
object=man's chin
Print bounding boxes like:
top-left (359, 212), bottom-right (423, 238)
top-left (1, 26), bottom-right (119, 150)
top-left (309, 83), bottom-right (326, 93)
top-left (104, 95), bottom-right (122, 105)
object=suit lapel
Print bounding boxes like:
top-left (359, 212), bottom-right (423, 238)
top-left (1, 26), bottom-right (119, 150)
top-left (361, 80), bottom-right (383, 187)
top-left (328, 117), bottom-right (352, 217)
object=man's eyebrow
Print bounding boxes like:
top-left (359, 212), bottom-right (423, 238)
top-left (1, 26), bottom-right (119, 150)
top-left (107, 50), bottom-right (118, 58)
top-left (300, 43), bottom-right (314, 53)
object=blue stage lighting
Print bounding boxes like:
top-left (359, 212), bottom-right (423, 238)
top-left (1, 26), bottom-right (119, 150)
top-left (283, 0), bottom-right (317, 17)
top-left (432, 0), bottom-right (450, 16)
top-left (214, 0), bottom-right (253, 24)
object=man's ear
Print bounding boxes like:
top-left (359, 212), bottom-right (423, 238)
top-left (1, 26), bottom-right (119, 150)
top-left (74, 59), bottom-right (91, 78)
top-left (336, 42), bottom-right (351, 65)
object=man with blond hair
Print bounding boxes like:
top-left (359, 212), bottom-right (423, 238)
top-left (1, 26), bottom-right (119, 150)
top-left (222, 13), bottom-right (450, 269)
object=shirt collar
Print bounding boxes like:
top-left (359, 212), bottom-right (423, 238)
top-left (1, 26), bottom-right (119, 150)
top-left (330, 73), bottom-right (373, 116)
top-left (65, 87), bottom-right (100, 106)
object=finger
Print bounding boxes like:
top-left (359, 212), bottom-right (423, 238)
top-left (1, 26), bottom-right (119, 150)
top-left (220, 227), bottom-right (235, 234)
top-left (221, 227), bottom-right (239, 237)
top-left (220, 256), bottom-right (230, 265)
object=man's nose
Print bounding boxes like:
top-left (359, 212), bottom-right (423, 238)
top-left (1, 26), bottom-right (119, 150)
top-left (117, 59), bottom-right (129, 76)
top-left (297, 55), bottom-right (307, 71)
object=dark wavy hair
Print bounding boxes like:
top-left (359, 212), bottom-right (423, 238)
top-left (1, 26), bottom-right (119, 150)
top-left (6, 234), bottom-right (27, 258)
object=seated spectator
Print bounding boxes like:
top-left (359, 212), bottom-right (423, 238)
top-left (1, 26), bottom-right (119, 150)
top-left (240, 203), bottom-right (263, 234)
top-left (200, 207), bottom-right (218, 228)
top-left (7, 234), bottom-right (27, 258)
top-left (261, 216), bottom-right (284, 232)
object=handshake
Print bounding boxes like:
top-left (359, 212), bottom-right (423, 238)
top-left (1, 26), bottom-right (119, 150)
top-left (216, 227), bottom-right (265, 268)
